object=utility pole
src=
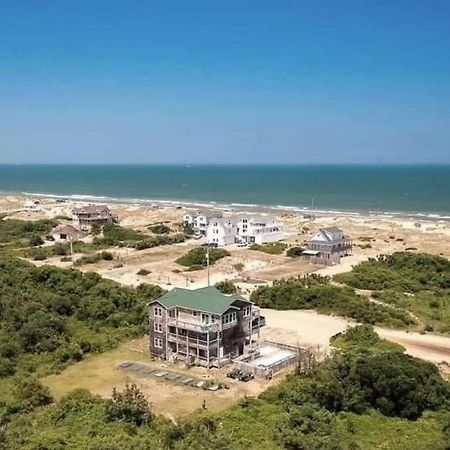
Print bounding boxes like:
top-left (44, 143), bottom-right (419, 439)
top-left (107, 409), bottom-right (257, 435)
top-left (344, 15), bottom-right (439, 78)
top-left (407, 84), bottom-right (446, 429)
top-left (69, 237), bottom-right (73, 256)
top-left (311, 197), bottom-right (315, 221)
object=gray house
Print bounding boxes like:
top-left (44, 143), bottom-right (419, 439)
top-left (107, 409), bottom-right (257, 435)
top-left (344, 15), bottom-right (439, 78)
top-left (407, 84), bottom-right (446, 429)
top-left (304, 227), bottom-right (352, 263)
top-left (148, 286), bottom-right (263, 368)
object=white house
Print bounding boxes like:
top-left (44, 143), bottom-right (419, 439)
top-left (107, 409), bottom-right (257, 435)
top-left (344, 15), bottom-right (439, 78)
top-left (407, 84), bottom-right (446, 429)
top-left (183, 210), bottom-right (223, 235)
top-left (236, 215), bottom-right (284, 245)
top-left (205, 214), bottom-right (284, 246)
top-left (206, 218), bottom-right (238, 246)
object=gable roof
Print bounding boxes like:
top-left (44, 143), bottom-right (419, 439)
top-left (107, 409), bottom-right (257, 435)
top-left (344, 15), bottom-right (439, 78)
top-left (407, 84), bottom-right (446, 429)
top-left (52, 225), bottom-right (84, 238)
top-left (151, 286), bottom-right (251, 315)
top-left (309, 227), bottom-right (345, 243)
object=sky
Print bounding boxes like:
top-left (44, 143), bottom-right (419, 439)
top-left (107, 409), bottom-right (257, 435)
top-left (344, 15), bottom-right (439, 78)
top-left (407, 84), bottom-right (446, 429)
top-left (0, 0), bottom-right (449, 164)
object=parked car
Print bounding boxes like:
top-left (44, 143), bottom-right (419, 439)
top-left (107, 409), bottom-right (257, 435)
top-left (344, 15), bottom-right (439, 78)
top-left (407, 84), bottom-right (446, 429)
top-left (238, 371), bottom-right (254, 382)
top-left (226, 369), bottom-right (242, 379)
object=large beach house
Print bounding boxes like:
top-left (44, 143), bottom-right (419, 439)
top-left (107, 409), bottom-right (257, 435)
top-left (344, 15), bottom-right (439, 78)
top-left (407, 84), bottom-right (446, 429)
top-left (206, 214), bottom-right (284, 246)
top-left (182, 210), bottom-right (223, 236)
top-left (72, 205), bottom-right (118, 231)
top-left (303, 227), bottom-right (352, 262)
top-left (148, 286), bottom-right (263, 368)
top-left (183, 211), bottom-right (283, 246)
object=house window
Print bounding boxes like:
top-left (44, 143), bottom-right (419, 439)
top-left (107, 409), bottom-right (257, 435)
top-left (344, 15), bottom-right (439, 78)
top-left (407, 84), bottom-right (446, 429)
top-left (168, 309), bottom-right (176, 318)
top-left (154, 306), bottom-right (162, 317)
top-left (154, 338), bottom-right (163, 348)
top-left (154, 322), bottom-right (163, 333)
top-left (192, 310), bottom-right (198, 317)
top-left (243, 306), bottom-right (251, 317)
top-left (222, 311), bottom-right (237, 324)
top-left (201, 313), bottom-right (211, 324)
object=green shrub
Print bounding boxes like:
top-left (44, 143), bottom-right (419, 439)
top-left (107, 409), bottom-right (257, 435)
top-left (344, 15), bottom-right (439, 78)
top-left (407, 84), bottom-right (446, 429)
top-left (286, 246), bottom-right (305, 257)
top-left (176, 247), bottom-right (230, 267)
top-left (29, 234), bottom-right (44, 247)
top-left (330, 325), bottom-right (404, 353)
top-left (215, 280), bottom-right (238, 294)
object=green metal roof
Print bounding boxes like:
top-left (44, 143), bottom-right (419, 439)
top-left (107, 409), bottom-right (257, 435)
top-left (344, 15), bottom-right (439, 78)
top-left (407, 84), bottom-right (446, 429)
top-left (152, 286), bottom-right (251, 315)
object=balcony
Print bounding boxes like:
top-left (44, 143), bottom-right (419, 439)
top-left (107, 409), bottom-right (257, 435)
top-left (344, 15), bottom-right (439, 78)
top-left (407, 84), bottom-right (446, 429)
top-left (168, 333), bottom-right (219, 348)
top-left (167, 317), bottom-right (221, 333)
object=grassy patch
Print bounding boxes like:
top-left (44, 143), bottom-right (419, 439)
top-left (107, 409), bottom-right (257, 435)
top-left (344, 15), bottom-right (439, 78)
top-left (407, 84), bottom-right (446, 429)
top-left (148, 224), bottom-right (171, 234)
top-left (249, 242), bottom-right (287, 255)
top-left (73, 251), bottom-right (114, 266)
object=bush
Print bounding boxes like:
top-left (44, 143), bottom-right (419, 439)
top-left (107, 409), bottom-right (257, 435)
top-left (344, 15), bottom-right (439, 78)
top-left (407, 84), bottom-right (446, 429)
top-left (176, 247), bottom-right (230, 267)
top-left (215, 280), bottom-right (238, 294)
top-left (29, 234), bottom-right (44, 247)
top-left (106, 382), bottom-right (153, 426)
top-left (330, 325), bottom-right (404, 353)
top-left (14, 377), bottom-right (53, 409)
top-left (74, 251), bottom-right (113, 266)
top-left (32, 249), bottom-right (47, 261)
top-left (0, 357), bottom-right (16, 378)
top-left (286, 246), bottom-right (305, 257)
top-left (137, 268), bottom-right (151, 276)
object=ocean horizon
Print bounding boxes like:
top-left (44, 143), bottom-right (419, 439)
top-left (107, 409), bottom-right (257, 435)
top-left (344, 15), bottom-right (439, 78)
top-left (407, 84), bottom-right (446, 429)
top-left (0, 164), bottom-right (449, 217)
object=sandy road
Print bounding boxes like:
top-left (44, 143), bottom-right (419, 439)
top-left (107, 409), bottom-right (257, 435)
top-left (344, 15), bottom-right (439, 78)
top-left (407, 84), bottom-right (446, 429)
top-left (261, 309), bottom-right (450, 365)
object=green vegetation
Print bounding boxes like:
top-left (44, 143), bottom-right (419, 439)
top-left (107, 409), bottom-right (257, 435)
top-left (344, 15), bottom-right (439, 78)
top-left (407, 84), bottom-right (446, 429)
top-left (100, 223), bottom-right (147, 245)
top-left (335, 252), bottom-right (450, 292)
top-left (286, 246), bottom-right (305, 257)
top-left (1, 325), bottom-right (449, 449)
top-left (251, 275), bottom-right (415, 328)
top-left (215, 280), bottom-right (239, 294)
top-left (0, 257), bottom-right (164, 382)
top-left (0, 218), bottom-right (56, 248)
top-left (148, 224), bottom-right (171, 234)
top-left (331, 325), bottom-right (405, 353)
top-left (24, 240), bottom-right (108, 261)
top-left (176, 247), bottom-right (230, 268)
top-left (335, 252), bottom-right (450, 333)
top-left (0, 252), bottom-right (448, 449)
top-left (133, 233), bottom-right (185, 250)
top-left (73, 251), bottom-right (114, 266)
top-left (249, 242), bottom-right (287, 255)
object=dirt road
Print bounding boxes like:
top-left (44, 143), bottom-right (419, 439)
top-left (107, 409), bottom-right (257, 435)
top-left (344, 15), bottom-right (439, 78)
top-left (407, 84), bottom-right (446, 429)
top-left (261, 309), bottom-right (450, 364)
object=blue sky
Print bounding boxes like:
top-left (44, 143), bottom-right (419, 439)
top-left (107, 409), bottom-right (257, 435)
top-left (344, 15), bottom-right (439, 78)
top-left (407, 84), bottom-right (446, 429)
top-left (1, 0), bottom-right (449, 164)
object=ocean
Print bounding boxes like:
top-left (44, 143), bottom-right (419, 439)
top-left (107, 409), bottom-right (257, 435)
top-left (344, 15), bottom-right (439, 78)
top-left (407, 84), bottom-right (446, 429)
top-left (0, 164), bottom-right (449, 217)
